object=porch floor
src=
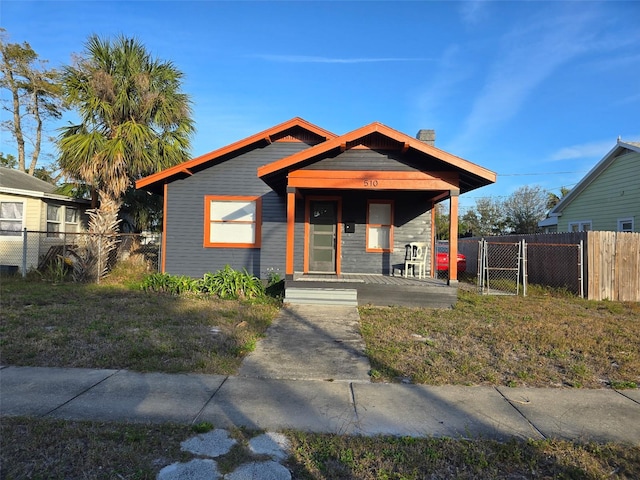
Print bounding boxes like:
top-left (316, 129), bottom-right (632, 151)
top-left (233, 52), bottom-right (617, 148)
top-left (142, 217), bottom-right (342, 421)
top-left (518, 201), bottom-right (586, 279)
top-left (286, 273), bottom-right (458, 308)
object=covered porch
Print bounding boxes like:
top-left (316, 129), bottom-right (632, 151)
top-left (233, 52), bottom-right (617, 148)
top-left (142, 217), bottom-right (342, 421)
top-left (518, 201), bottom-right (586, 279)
top-left (285, 273), bottom-right (458, 308)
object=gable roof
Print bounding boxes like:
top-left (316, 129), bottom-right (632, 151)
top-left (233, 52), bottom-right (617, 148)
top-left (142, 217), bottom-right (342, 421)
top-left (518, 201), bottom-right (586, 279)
top-left (136, 117), bottom-right (336, 194)
top-left (257, 121), bottom-right (496, 194)
top-left (0, 166), bottom-right (89, 203)
top-left (0, 166), bottom-right (58, 193)
top-left (546, 139), bottom-right (640, 217)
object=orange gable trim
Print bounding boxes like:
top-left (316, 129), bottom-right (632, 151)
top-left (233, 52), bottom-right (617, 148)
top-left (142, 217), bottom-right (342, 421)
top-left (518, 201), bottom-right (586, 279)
top-left (257, 121), bottom-right (496, 184)
top-left (136, 117), bottom-right (336, 191)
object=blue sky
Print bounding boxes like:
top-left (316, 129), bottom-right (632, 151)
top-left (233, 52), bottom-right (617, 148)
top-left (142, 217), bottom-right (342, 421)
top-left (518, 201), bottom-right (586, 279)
top-left (2, 0), bottom-right (639, 213)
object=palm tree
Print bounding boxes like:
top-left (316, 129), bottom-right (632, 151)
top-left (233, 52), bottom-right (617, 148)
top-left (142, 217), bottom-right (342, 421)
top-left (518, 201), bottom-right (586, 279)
top-left (58, 35), bottom-right (194, 279)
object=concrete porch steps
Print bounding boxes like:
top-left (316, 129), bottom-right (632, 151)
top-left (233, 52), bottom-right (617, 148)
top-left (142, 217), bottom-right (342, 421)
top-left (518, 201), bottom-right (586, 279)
top-left (284, 287), bottom-right (358, 306)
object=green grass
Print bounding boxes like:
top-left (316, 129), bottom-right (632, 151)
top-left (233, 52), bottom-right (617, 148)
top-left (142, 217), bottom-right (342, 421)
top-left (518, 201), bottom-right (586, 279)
top-left (359, 288), bottom-right (640, 388)
top-left (2, 417), bottom-right (638, 479)
top-left (0, 276), bottom-right (278, 374)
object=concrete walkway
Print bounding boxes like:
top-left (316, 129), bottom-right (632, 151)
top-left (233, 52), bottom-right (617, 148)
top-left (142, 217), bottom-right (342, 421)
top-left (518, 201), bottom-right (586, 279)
top-left (238, 305), bottom-right (371, 382)
top-left (1, 365), bottom-right (639, 443)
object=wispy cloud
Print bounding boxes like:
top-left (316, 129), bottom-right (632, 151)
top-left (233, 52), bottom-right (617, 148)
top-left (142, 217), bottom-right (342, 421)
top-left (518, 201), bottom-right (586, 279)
top-left (548, 140), bottom-right (613, 162)
top-left (451, 6), bottom-right (605, 148)
top-left (252, 54), bottom-right (430, 64)
top-left (458, 0), bottom-right (491, 26)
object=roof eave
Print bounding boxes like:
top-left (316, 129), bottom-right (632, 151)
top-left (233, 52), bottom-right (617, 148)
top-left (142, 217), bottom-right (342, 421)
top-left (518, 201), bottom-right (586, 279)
top-left (137, 117), bottom-right (336, 193)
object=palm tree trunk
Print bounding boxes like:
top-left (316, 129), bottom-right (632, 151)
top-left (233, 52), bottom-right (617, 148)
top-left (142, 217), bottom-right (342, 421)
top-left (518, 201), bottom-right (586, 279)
top-left (73, 193), bottom-right (122, 282)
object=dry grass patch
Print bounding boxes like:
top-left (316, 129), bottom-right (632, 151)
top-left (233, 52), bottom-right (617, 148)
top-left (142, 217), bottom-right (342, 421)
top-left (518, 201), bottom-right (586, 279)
top-left (2, 417), bottom-right (638, 479)
top-left (287, 432), bottom-right (640, 479)
top-left (0, 277), bottom-right (278, 374)
top-left (359, 289), bottom-right (640, 388)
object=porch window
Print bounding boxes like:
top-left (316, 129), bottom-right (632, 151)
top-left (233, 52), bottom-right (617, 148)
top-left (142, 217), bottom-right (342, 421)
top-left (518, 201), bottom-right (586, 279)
top-left (366, 200), bottom-right (393, 252)
top-left (204, 195), bottom-right (261, 248)
top-left (0, 201), bottom-right (24, 237)
top-left (47, 205), bottom-right (62, 238)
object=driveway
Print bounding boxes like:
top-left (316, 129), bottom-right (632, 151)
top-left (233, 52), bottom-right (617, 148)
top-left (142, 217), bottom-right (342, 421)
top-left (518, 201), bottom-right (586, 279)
top-left (238, 305), bottom-right (371, 382)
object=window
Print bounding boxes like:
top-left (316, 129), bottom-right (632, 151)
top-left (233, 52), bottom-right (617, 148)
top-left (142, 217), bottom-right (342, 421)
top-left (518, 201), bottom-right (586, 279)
top-left (618, 218), bottom-right (634, 232)
top-left (65, 207), bottom-right (79, 232)
top-left (204, 195), bottom-right (261, 248)
top-left (47, 205), bottom-right (62, 237)
top-left (569, 221), bottom-right (592, 232)
top-left (0, 201), bottom-right (24, 237)
top-left (366, 200), bottom-right (393, 252)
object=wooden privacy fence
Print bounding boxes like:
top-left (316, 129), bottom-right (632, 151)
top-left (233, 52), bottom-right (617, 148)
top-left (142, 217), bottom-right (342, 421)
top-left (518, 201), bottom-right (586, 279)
top-left (587, 231), bottom-right (640, 301)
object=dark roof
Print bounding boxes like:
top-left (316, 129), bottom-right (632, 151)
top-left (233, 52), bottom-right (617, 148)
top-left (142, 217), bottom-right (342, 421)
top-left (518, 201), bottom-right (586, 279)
top-left (0, 166), bottom-right (57, 193)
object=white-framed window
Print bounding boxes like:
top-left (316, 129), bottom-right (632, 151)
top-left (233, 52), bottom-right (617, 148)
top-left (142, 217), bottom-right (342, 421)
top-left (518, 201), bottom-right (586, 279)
top-left (65, 207), bottom-right (79, 231)
top-left (569, 221), bottom-right (592, 232)
top-left (366, 200), bottom-right (393, 252)
top-left (618, 217), bottom-right (634, 232)
top-left (204, 195), bottom-right (262, 248)
top-left (0, 201), bottom-right (24, 237)
top-left (47, 204), bottom-right (62, 237)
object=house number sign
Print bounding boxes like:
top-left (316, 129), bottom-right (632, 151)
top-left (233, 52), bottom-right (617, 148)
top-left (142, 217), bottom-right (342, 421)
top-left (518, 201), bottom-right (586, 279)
top-left (363, 179), bottom-right (380, 187)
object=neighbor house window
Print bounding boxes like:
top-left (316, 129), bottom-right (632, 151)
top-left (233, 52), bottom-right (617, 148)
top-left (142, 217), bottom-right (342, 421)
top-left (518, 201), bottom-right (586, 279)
top-left (569, 221), bottom-right (592, 232)
top-left (0, 201), bottom-right (24, 237)
top-left (204, 195), bottom-right (262, 248)
top-left (65, 207), bottom-right (79, 232)
top-left (47, 205), bottom-right (62, 237)
top-left (618, 218), bottom-right (634, 232)
top-left (366, 200), bottom-right (393, 252)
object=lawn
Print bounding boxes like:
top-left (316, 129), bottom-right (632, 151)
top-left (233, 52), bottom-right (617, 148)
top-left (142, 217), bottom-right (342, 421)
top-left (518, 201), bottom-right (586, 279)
top-left (1, 273), bottom-right (639, 479)
top-left (0, 276), bottom-right (279, 374)
top-left (360, 288), bottom-right (640, 389)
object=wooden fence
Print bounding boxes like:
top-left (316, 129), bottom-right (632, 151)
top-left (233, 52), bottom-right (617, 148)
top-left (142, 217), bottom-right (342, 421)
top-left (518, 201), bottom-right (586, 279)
top-left (458, 231), bottom-right (640, 301)
top-left (587, 231), bottom-right (640, 301)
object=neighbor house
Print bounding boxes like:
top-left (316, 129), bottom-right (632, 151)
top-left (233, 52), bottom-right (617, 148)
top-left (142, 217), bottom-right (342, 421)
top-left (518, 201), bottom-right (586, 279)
top-left (0, 166), bottom-right (89, 273)
top-left (539, 139), bottom-right (640, 233)
top-left (136, 118), bottom-right (495, 305)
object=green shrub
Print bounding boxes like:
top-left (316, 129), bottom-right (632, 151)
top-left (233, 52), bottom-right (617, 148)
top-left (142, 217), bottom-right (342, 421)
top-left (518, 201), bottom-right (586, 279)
top-left (140, 273), bottom-right (200, 294)
top-left (200, 265), bottom-right (265, 300)
top-left (141, 266), bottom-right (265, 299)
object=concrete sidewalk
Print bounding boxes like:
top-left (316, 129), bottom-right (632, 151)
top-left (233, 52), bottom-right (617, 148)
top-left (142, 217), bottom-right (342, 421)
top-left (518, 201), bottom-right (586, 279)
top-left (1, 365), bottom-right (639, 443)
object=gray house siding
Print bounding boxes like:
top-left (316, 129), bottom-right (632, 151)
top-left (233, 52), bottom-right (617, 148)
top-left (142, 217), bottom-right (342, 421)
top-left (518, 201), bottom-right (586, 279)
top-left (164, 142), bottom-right (308, 278)
top-left (302, 149), bottom-right (421, 171)
top-left (339, 191), bottom-right (432, 275)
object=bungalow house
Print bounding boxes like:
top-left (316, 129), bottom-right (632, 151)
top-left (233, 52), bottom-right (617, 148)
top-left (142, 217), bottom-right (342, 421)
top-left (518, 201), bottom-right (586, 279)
top-left (540, 139), bottom-right (640, 233)
top-left (0, 166), bottom-right (89, 273)
top-left (136, 118), bottom-right (496, 306)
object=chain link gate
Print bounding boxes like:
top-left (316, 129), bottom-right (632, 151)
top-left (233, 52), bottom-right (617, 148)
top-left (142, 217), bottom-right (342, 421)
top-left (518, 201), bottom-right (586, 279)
top-left (477, 239), bottom-right (527, 296)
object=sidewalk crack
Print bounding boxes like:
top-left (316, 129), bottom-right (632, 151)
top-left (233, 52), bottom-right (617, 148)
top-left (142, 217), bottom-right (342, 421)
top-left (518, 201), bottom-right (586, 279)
top-left (494, 386), bottom-right (546, 440)
top-left (191, 375), bottom-right (229, 425)
top-left (42, 369), bottom-right (122, 418)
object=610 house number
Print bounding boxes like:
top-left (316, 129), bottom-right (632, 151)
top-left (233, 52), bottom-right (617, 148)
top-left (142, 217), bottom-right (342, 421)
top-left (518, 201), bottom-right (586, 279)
top-left (363, 179), bottom-right (379, 187)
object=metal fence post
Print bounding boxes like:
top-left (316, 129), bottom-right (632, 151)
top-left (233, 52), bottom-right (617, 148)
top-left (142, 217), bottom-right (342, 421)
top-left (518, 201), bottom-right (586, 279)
top-left (97, 234), bottom-right (101, 284)
top-left (579, 240), bottom-right (584, 298)
top-left (22, 228), bottom-right (27, 278)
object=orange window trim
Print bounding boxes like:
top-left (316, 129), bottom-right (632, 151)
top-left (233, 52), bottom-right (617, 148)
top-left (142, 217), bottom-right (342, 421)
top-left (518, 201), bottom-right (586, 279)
top-left (204, 195), bottom-right (262, 248)
top-left (366, 200), bottom-right (394, 253)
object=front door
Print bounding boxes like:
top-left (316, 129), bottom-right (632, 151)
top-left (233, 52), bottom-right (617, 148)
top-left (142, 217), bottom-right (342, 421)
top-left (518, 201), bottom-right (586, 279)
top-left (308, 200), bottom-right (337, 273)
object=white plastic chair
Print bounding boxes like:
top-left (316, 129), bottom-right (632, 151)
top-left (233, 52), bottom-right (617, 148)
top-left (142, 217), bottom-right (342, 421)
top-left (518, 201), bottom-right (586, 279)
top-left (404, 242), bottom-right (428, 279)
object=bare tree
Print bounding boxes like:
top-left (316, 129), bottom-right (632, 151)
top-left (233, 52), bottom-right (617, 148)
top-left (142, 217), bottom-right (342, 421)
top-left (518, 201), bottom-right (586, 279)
top-left (504, 185), bottom-right (549, 234)
top-left (0, 29), bottom-right (64, 175)
top-left (461, 197), bottom-right (507, 236)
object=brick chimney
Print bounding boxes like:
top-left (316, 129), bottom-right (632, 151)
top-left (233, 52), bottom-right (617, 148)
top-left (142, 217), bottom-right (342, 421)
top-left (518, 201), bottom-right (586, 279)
top-left (416, 129), bottom-right (435, 146)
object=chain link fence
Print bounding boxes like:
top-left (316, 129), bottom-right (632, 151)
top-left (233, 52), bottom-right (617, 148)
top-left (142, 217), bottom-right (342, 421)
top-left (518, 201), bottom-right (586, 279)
top-left (459, 237), bottom-right (584, 297)
top-left (0, 229), bottom-right (161, 282)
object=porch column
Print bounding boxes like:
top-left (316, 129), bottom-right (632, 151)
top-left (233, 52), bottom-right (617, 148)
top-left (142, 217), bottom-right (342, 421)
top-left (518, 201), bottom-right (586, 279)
top-left (448, 189), bottom-right (460, 285)
top-left (285, 187), bottom-right (296, 280)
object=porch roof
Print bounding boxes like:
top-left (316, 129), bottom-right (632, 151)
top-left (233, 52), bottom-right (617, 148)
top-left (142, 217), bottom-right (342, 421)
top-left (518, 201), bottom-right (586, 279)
top-left (258, 122), bottom-right (496, 194)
